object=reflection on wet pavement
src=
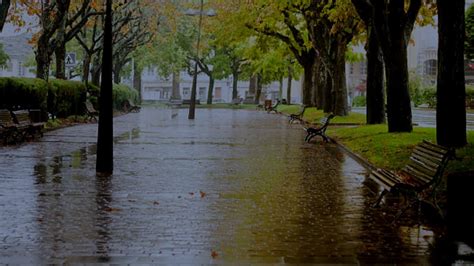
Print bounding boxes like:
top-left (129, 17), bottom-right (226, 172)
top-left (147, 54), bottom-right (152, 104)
top-left (0, 107), bottom-right (459, 263)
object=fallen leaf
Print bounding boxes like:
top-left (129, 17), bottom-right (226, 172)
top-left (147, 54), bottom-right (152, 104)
top-left (189, 192), bottom-right (195, 196)
top-left (211, 250), bottom-right (218, 259)
top-left (153, 201), bottom-right (160, 205)
top-left (104, 207), bottom-right (121, 212)
top-left (200, 191), bottom-right (206, 198)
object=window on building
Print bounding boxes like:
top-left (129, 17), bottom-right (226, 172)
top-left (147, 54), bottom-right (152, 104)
top-left (424, 59), bottom-right (437, 76)
top-left (199, 87), bottom-right (206, 99)
top-left (349, 64), bottom-right (354, 75)
top-left (360, 62), bottom-right (367, 75)
top-left (214, 87), bottom-right (222, 99)
top-left (183, 87), bottom-right (190, 98)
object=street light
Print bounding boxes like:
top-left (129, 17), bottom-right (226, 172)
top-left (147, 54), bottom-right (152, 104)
top-left (185, 0), bottom-right (215, 120)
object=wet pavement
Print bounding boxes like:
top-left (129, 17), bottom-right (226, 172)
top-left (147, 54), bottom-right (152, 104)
top-left (352, 107), bottom-right (474, 130)
top-left (0, 106), bottom-right (464, 264)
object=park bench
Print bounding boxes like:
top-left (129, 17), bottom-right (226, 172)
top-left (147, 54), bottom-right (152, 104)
top-left (369, 140), bottom-right (453, 219)
top-left (288, 105), bottom-right (307, 124)
top-left (0, 109), bottom-right (22, 144)
top-left (85, 100), bottom-right (99, 121)
top-left (303, 113), bottom-right (335, 143)
top-left (266, 100), bottom-right (280, 114)
top-left (230, 98), bottom-right (242, 107)
top-left (122, 99), bottom-right (141, 113)
top-left (182, 99), bottom-right (201, 105)
top-left (11, 110), bottom-right (45, 140)
top-left (167, 99), bottom-right (183, 108)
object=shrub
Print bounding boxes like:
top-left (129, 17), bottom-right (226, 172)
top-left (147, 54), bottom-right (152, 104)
top-left (409, 71), bottom-right (423, 107)
top-left (0, 77), bottom-right (48, 111)
top-left (113, 83), bottom-right (139, 110)
top-left (422, 86), bottom-right (437, 108)
top-left (48, 79), bottom-right (87, 118)
top-left (352, 95), bottom-right (366, 107)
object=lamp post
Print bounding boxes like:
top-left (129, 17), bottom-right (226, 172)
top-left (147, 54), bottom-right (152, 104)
top-left (188, 0), bottom-right (204, 120)
top-left (186, 0), bottom-right (215, 119)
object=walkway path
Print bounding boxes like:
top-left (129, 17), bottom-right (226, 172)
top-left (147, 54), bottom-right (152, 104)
top-left (0, 107), bottom-right (451, 264)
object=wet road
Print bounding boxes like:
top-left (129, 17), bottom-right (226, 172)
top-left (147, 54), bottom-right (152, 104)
top-left (0, 107), bottom-right (455, 264)
top-left (352, 107), bottom-right (474, 130)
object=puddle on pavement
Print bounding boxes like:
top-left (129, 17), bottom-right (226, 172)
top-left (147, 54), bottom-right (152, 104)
top-left (0, 108), bottom-right (467, 264)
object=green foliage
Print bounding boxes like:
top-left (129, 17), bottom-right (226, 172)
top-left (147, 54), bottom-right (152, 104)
top-left (328, 125), bottom-right (474, 173)
top-left (113, 83), bottom-right (139, 110)
top-left (0, 43), bottom-right (9, 67)
top-left (409, 70), bottom-right (424, 107)
top-left (0, 77), bottom-right (49, 111)
top-left (422, 86), bottom-right (437, 108)
top-left (466, 4), bottom-right (474, 60)
top-left (47, 79), bottom-right (87, 118)
top-left (352, 95), bottom-right (366, 107)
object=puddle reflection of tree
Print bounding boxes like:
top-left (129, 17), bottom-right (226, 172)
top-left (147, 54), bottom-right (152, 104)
top-left (95, 175), bottom-right (112, 261)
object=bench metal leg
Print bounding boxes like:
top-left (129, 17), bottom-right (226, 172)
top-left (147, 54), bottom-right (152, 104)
top-left (372, 189), bottom-right (388, 208)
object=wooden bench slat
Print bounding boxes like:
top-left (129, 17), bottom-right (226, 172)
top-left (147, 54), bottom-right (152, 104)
top-left (420, 140), bottom-right (450, 154)
top-left (368, 140), bottom-right (453, 213)
top-left (403, 164), bottom-right (433, 184)
top-left (410, 153), bottom-right (441, 170)
top-left (414, 144), bottom-right (446, 158)
top-left (413, 146), bottom-right (444, 162)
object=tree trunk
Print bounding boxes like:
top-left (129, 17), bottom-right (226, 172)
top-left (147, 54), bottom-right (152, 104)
top-left (0, 0), bottom-right (10, 32)
top-left (287, 67), bottom-right (292, 105)
top-left (278, 76), bottom-right (283, 101)
top-left (302, 61), bottom-right (314, 106)
top-left (232, 70), bottom-right (239, 100)
top-left (172, 71), bottom-right (180, 99)
top-left (36, 38), bottom-right (51, 80)
top-left (113, 63), bottom-right (122, 84)
top-left (207, 75), bottom-right (214, 104)
top-left (133, 60), bottom-right (142, 103)
top-left (91, 53), bottom-right (102, 86)
top-left (331, 40), bottom-right (349, 116)
top-left (55, 16), bottom-right (67, 80)
top-left (365, 24), bottom-right (385, 124)
top-left (323, 70), bottom-right (332, 113)
top-left (255, 74), bottom-right (262, 103)
top-left (82, 53), bottom-right (91, 83)
top-left (437, 0), bottom-right (467, 147)
top-left (249, 75), bottom-right (257, 97)
top-left (384, 37), bottom-right (413, 132)
top-left (313, 59), bottom-right (324, 109)
top-left (96, 0), bottom-right (113, 176)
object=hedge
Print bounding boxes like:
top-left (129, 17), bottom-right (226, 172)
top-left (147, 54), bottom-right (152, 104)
top-left (0, 77), bottom-right (140, 121)
top-left (113, 83), bottom-right (139, 111)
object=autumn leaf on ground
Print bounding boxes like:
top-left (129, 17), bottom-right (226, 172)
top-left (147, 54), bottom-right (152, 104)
top-left (211, 250), bottom-right (218, 259)
top-left (153, 201), bottom-right (160, 205)
top-left (200, 191), bottom-right (206, 198)
top-left (189, 192), bottom-right (195, 196)
top-left (104, 207), bottom-right (121, 212)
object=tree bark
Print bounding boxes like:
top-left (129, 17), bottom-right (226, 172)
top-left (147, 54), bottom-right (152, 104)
top-left (55, 16), bottom-right (67, 80)
top-left (133, 60), bottom-right (142, 103)
top-left (36, 38), bottom-right (51, 80)
top-left (207, 75), bottom-right (214, 104)
top-left (82, 53), bottom-right (91, 83)
top-left (172, 71), bottom-right (180, 99)
top-left (302, 59), bottom-right (314, 106)
top-left (287, 67), bottom-right (292, 105)
top-left (113, 63), bottom-right (122, 84)
top-left (255, 74), bottom-right (262, 103)
top-left (384, 37), bottom-right (413, 132)
top-left (0, 0), bottom-right (10, 32)
top-left (365, 24), bottom-right (385, 124)
top-left (437, 0), bottom-right (467, 147)
top-left (313, 59), bottom-right (324, 109)
top-left (249, 75), bottom-right (257, 96)
top-left (332, 40), bottom-right (349, 116)
top-left (232, 70), bottom-right (239, 100)
top-left (96, 0), bottom-right (114, 176)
